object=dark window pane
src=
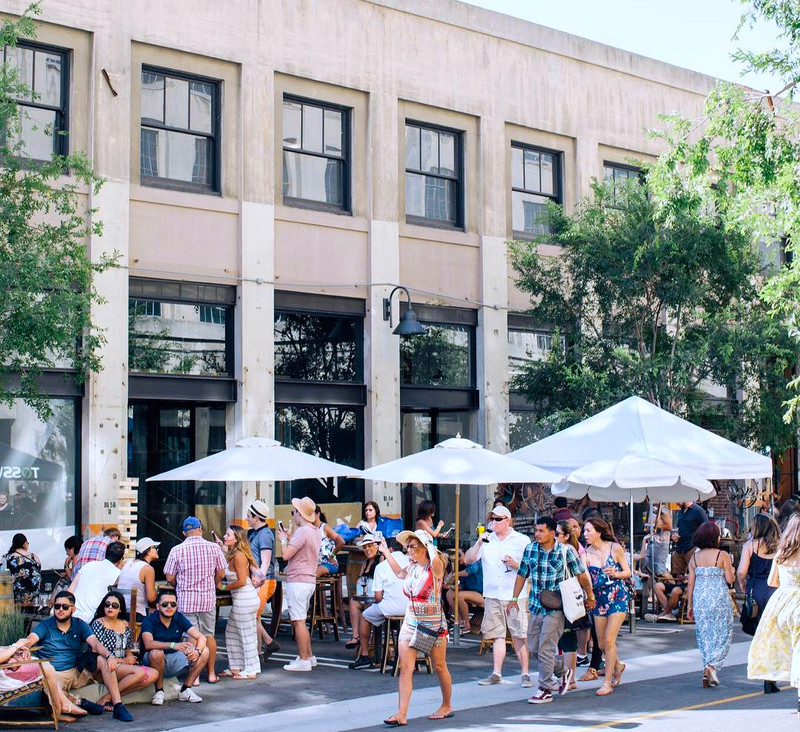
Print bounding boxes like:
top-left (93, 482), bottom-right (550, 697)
top-left (439, 132), bottom-right (455, 176)
top-left (165, 77), bottom-right (189, 129)
top-left (405, 125), bottom-right (420, 170)
top-left (400, 323), bottom-right (472, 387)
top-left (420, 128), bottom-right (438, 174)
top-left (302, 104), bottom-right (323, 153)
top-left (34, 51), bottom-right (62, 106)
top-left (323, 108), bottom-right (343, 156)
top-left (14, 106), bottom-right (56, 160)
top-left (283, 151), bottom-right (344, 205)
top-left (511, 146), bottom-right (524, 189)
top-left (129, 299), bottom-right (229, 376)
top-left (513, 191), bottom-right (551, 235)
top-left (141, 72), bottom-right (165, 124)
top-left (274, 312), bottom-right (361, 382)
top-left (140, 128), bottom-right (158, 177)
top-left (189, 82), bottom-right (213, 134)
top-left (275, 406), bottom-right (363, 505)
top-left (283, 99), bottom-right (302, 149)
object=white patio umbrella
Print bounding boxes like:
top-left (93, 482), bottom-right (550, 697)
top-left (358, 436), bottom-right (562, 644)
top-left (146, 436), bottom-right (357, 482)
top-left (552, 453), bottom-right (717, 627)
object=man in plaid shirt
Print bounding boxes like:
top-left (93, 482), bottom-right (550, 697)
top-left (165, 517), bottom-right (226, 684)
top-left (510, 516), bottom-right (595, 704)
top-left (73, 527), bottom-right (121, 575)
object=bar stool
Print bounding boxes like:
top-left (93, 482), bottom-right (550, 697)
top-left (309, 575), bottom-right (347, 640)
top-left (386, 619), bottom-right (432, 677)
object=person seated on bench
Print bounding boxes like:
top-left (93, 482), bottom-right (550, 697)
top-left (350, 538), bottom-right (410, 670)
top-left (445, 546), bottom-right (484, 633)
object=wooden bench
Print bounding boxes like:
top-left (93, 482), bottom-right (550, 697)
top-left (0, 658), bottom-right (58, 729)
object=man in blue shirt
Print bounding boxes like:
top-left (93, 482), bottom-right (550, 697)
top-left (19, 590), bottom-right (130, 720)
top-left (140, 588), bottom-right (208, 705)
top-left (671, 501), bottom-right (709, 576)
top-left (510, 517), bottom-right (595, 705)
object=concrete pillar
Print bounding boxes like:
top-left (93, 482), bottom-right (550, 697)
top-left (364, 91), bottom-right (402, 517)
top-left (233, 61), bottom-right (275, 523)
top-left (84, 23), bottom-right (132, 534)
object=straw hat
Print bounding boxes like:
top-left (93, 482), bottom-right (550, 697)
top-left (291, 496), bottom-right (317, 523)
top-left (396, 528), bottom-right (437, 562)
top-left (248, 500), bottom-right (270, 521)
top-left (356, 533), bottom-right (382, 547)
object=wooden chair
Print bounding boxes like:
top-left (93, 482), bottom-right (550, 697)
top-left (309, 576), bottom-right (346, 641)
top-left (0, 659), bottom-right (59, 729)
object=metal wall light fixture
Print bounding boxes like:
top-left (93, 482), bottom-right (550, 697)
top-left (382, 286), bottom-right (426, 336)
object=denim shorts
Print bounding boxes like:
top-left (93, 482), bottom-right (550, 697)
top-left (142, 650), bottom-right (190, 678)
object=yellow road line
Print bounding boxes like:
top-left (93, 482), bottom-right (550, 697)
top-left (577, 687), bottom-right (785, 730)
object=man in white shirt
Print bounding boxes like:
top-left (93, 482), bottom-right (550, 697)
top-left (350, 537), bottom-right (410, 670)
top-left (464, 505), bottom-right (532, 687)
top-left (69, 541), bottom-right (126, 622)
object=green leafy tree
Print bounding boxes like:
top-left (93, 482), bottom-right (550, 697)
top-left (0, 5), bottom-right (115, 419)
top-left (509, 176), bottom-right (796, 453)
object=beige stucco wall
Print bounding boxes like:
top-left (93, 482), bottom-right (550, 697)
top-left (1, 0), bottom-right (715, 529)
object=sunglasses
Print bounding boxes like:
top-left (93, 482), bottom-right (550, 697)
top-left (53, 603), bottom-right (73, 610)
top-left (159, 601), bottom-right (178, 608)
top-left (104, 601), bottom-right (120, 609)
top-left (489, 515), bottom-right (507, 521)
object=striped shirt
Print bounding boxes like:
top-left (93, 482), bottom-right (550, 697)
top-left (163, 536), bottom-right (226, 613)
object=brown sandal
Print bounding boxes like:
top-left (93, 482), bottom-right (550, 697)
top-left (578, 667), bottom-right (599, 682)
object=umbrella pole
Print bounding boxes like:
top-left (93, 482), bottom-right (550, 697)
top-left (453, 484), bottom-right (461, 647)
top-left (629, 497), bottom-right (636, 634)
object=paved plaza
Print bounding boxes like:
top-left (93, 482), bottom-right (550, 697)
top-left (56, 619), bottom-right (795, 732)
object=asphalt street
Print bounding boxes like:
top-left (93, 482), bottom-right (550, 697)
top-left (9, 621), bottom-right (797, 731)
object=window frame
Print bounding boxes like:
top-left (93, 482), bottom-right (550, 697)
top-left (281, 94), bottom-right (351, 213)
top-left (404, 119), bottom-right (464, 230)
top-left (3, 40), bottom-right (71, 160)
top-left (510, 141), bottom-right (563, 240)
top-left (139, 64), bottom-right (222, 194)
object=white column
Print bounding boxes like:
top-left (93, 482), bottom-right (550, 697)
top-left (84, 26), bottom-right (132, 533)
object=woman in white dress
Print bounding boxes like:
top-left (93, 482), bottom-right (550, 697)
top-left (217, 525), bottom-right (261, 679)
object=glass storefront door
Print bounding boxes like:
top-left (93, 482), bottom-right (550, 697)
top-left (127, 403), bottom-right (226, 554)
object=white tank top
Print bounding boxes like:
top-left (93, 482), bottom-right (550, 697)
top-left (117, 559), bottom-right (148, 616)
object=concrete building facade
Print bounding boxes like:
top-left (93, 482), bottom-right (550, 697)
top-left (0, 0), bottom-right (718, 565)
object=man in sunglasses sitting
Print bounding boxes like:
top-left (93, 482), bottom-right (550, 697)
top-left (140, 588), bottom-right (208, 705)
top-left (17, 590), bottom-right (122, 717)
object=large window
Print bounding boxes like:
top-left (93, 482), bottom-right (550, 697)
top-left (400, 323), bottom-right (473, 388)
top-left (140, 67), bottom-right (219, 192)
top-left (282, 97), bottom-right (348, 211)
top-left (511, 143), bottom-right (561, 237)
top-left (3, 42), bottom-right (69, 160)
top-left (0, 398), bottom-right (78, 568)
top-left (603, 162), bottom-right (644, 203)
top-left (405, 122), bottom-right (462, 227)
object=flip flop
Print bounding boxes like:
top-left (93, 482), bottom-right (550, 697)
top-left (344, 638), bottom-right (360, 649)
top-left (218, 669), bottom-right (235, 678)
top-left (231, 673), bottom-right (258, 680)
top-left (384, 716), bottom-right (407, 727)
top-left (428, 712), bottom-right (455, 720)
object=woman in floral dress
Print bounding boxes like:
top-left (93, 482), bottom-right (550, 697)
top-left (686, 521), bottom-right (735, 687)
top-left (584, 518), bottom-right (632, 697)
top-left (748, 512), bottom-right (800, 715)
top-left (4, 533), bottom-right (42, 606)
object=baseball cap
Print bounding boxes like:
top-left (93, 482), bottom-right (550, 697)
top-left (182, 516), bottom-right (202, 532)
top-left (489, 505), bottom-right (512, 520)
top-left (135, 537), bottom-right (160, 553)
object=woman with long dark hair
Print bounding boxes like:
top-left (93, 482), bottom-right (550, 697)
top-left (416, 500), bottom-right (451, 545)
top-left (583, 517), bottom-right (631, 696)
top-left (4, 533), bottom-right (42, 607)
top-left (686, 522), bottom-right (735, 687)
top-left (362, 501), bottom-right (381, 534)
top-left (90, 590), bottom-right (156, 719)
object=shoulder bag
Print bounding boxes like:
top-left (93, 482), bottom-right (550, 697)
top-left (740, 588), bottom-right (759, 636)
top-left (558, 544), bottom-right (587, 623)
top-left (408, 566), bottom-right (446, 655)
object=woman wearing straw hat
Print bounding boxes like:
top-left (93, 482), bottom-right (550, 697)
top-left (378, 529), bottom-right (452, 727)
top-left (278, 496), bottom-right (321, 672)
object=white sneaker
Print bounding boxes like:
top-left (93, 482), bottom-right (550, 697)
top-left (283, 657), bottom-right (313, 672)
top-left (178, 688), bottom-right (203, 703)
top-left (151, 690), bottom-right (164, 706)
top-left (310, 655), bottom-right (318, 668)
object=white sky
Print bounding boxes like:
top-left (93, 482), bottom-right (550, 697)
top-left (464, 0), bottom-right (788, 92)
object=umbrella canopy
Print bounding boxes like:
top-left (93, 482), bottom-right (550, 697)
top-left (510, 396), bottom-right (771, 479)
top-left (358, 436), bottom-right (562, 485)
top-left (551, 454), bottom-right (717, 503)
top-left (146, 437), bottom-right (357, 482)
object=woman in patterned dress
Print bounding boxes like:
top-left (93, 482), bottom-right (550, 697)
top-left (378, 529), bottom-right (452, 727)
top-left (5, 533), bottom-right (42, 606)
top-left (584, 518), bottom-right (632, 696)
top-left (748, 512), bottom-right (800, 715)
top-left (90, 590), bottom-right (157, 717)
top-left (686, 522), bottom-right (735, 687)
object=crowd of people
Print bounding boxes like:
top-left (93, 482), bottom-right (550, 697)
top-left (5, 493), bottom-right (800, 725)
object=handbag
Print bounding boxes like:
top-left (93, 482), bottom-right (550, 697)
top-left (741, 588), bottom-right (759, 636)
top-left (540, 589), bottom-right (563, 609)
top-left (558, 544), bottom-right (587, 623)
top-left (407, 565), bottom-right (446, 656)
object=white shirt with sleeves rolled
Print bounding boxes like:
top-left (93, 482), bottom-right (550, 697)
top-left (371, 551), bottom-right (410, 617)
top-left (479, 529), bottom-right (530, 601)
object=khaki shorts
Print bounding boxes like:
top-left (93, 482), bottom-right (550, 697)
top-left (53, 667), bottom-right (94, 693)
top-left (184, 610), bottom-right (216, 637)
top-left (481, 597), bottom-right (528, 639)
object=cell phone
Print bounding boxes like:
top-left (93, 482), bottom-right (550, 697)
top-left (278, 520), bottom-right (286, 532)
top-left (211, 530), bottom-right (219, 541)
